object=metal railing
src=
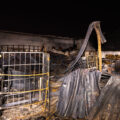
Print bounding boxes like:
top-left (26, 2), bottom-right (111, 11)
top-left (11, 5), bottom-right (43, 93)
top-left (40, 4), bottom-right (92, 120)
top-left (0, 45), bottom-right (42, 52)
top-left (0, 52), bottom-right (50, 113)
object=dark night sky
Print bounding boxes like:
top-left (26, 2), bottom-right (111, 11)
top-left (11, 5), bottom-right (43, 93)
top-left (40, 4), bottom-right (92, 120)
top-left (0, 2), bottom-right (120, 38)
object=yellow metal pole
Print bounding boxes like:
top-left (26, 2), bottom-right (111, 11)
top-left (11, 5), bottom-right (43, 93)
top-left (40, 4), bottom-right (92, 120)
top-left (95, 25), bottom-right (102, 72)
top-left (96, 55), bottom-right (98, 69)
top-left (47, 55), bottom-right (50, 114)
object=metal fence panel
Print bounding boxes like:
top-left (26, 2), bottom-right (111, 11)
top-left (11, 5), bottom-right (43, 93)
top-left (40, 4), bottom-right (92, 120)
top-left (0, 52), bottom-right (50, 110)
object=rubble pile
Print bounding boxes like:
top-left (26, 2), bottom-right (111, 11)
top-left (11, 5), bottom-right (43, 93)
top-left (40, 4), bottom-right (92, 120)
top-left (0, 104), bottom-right (45, 120)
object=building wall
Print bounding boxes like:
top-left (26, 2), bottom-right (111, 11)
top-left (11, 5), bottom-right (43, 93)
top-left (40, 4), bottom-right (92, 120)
top-left (0, 31), bottom-right (74, 50)
top-left (0, 31), bottom-right (95, 51)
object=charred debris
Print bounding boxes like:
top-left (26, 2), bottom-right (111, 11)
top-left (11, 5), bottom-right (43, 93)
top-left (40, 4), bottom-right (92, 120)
top-left (0, 21), bottom-right (120, 120)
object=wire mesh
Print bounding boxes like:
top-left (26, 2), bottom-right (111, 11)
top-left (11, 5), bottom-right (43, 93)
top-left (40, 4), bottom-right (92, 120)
top-left (85, 51), bottom-right (98, 69)
top-left (0, 52), bottom-right (50, 111)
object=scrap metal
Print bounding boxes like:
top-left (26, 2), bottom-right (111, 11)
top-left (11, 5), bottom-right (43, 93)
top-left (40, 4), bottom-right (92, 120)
top-left (66, 21), bottom-right (106, 72)
top-left (88, 74), bottom-right (120, 120)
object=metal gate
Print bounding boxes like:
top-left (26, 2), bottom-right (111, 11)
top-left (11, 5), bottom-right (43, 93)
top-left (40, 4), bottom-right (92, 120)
top-left (0, 52), bottom-right (50, 111)
top-left (85, 51), bottom-right (98, 69)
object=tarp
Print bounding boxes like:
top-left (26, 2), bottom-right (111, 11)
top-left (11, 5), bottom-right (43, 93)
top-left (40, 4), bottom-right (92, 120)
top-left (57, 68), bottom-right (101, 119)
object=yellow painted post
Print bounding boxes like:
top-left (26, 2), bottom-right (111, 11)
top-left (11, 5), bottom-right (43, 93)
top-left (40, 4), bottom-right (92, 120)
top-left (95, 26), bottom-right (102, 72)
top-left (44, 53), bottom-right (50, 116)
top-left (47, 54), bottom-right (50, 114)
top-left (96, 55), bottom-right (98, 69)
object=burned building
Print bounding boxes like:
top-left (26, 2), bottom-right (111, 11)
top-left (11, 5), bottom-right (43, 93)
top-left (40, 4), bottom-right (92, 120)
top-left (0, 20), bottom-right (120, 120)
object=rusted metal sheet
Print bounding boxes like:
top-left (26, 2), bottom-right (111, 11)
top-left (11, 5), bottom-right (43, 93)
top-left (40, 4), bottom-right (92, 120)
top-left (88, 75), bottom-right (120, 120)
